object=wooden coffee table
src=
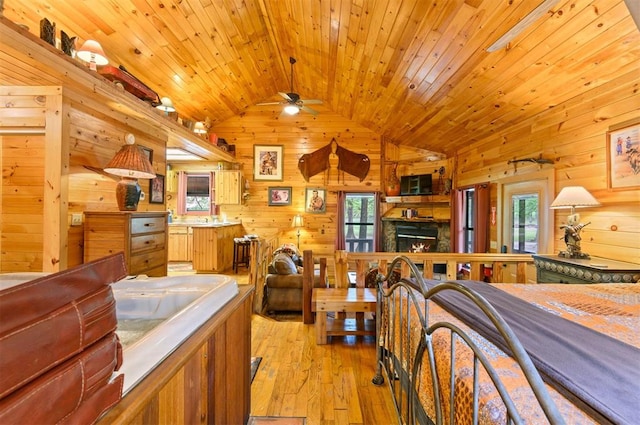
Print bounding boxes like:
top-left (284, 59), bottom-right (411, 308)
top-left (311, 287), bottom-right (377, 345)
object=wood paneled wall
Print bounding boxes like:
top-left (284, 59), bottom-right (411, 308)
top-left (210, 107), bottom-right (382, 261)
top-left (455, 69), bottom-right (640, 264)
top-left (1, 86), bottom-right (168, 272)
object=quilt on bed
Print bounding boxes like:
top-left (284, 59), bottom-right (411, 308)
top-left (382, 282), bottom-right (639, 424)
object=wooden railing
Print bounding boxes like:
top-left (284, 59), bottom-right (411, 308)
top-left (248, 234), bottom-right (279, 313)
top-left (333, 251), bottom-right (536, 288)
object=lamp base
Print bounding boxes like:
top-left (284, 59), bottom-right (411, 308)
top-left (115, 178), bottom-right (141, 211)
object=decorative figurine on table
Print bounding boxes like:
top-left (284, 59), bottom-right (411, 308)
top-left (559, 217), bottom-right (591, 259)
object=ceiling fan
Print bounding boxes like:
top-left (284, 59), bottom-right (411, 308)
top-left (258, 57), bottom-right (322, 116)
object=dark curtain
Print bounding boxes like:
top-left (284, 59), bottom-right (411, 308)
top-left (474, 183), bottom-right (490, 253)
top-left (452, 182), bottom-right (490, 253)
top-left (373, 191), bottom-right (381, 252)
top-left (452, 188), bottom-right (463, 253)
top-left (336, 191), bottom-right (346, 250)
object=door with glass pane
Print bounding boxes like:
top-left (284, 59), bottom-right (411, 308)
top-left (501, 177), bottom-right (552, 255)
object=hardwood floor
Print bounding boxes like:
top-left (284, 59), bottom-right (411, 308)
top-left (250, 314), bottom-right (397, 425)
top-left (167, 263), bottom-right (398, 424)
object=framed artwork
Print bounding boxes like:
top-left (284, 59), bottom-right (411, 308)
top-left (254, 145), bottom-right (283, 181)
top-left (149, 174), bottom-right (165, 204)
top-left (305, 187), bottom-right (326, 213)
top-left (606, 120), bottom-right (640, 190)
top-left (140, 146), bottom-right (153, 164)
top-left (268, 187), bottom-right (292, 206)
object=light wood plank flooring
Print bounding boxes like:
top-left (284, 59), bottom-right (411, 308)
top-left (250, 314), bottom-right (397, 425)
top-left (167, 263), bottom-right (398, 424)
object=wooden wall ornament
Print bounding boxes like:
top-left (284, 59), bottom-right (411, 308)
top-left (297, 138), bottom-right (370, 182)
top-left (39, 18), bottom-right (55, 46)
top-left (60, 30), bottom-right (76, 56)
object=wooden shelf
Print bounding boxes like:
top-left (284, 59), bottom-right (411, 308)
top-left (325, 317), bottom-right (375, 337)
top-left (383, 194), bottom-right (450, 204)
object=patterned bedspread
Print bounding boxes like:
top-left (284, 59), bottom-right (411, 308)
top-left (383, 283), bottom-right (640, 424)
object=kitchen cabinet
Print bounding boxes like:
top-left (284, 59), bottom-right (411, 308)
top-left (532, 254), bottom-right (640, 284)
top-left (214, 170), bottom-right (243, 205)
top-left (84, 211), bottom-right (168, 276)
top-left (168, 225), bottom-right (193, 262)
top-left (192, 224), bottom-right (242, 272)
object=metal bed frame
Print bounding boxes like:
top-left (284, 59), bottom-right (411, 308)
top-left (372, 256), bottom-right (565, 425)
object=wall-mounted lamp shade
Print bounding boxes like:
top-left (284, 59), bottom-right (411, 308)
top-left (76, 40), bottom-right (108, 71)
top-left (104, 135), bottom-right (156, 211)
top-left (193, 121), bottom-right (207, 134)
top-left (550, 186), bottom-right (600, 215)
top-left (156, 97), bottom-right (176, 113)
top-left (283, 104), bottom-right (300, 115)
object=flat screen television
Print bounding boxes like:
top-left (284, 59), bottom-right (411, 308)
top-left (400, 174), bottom-right (432, 195)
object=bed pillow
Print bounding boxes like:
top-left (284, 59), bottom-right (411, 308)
top-left (272, 253), bottom-right (298, 275)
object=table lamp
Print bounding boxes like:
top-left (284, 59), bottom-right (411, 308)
top-left (292, 214), bottom-right (304, 248)
top-left (550, 186), bottom-right (600, 259)
top-left (76, 40), bottom-right (108, 71)
top-left (104, 134), bottom-right (156, 211)
top-left (156, 97), bottom-right (176, 115)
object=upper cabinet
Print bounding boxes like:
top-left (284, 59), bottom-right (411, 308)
top-left (214, 170), bottom-right (244, 205)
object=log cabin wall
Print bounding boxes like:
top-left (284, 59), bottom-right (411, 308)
top-left (1, 86), bottom-right (168, 272)
top-left (0, 19), bottom-right (234, 273)
top-left (454, 69), bottom-right (640, 264)
top-left (211, 109), bottom-right (381, 261)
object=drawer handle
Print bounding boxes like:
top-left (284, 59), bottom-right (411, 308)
top-left (145, 223), bottom-right (155, 227)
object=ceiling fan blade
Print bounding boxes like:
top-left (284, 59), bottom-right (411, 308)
top-left (256, 101), bottom-right (282, 106)
top-left (300, 105), bottom-right (319, 116)
top-left (278, 92), bottom-right (293, 101)
top-left (300, 99), bottom-right (322, 105)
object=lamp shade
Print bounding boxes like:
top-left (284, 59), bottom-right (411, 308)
top-left (292, 214), bottom-right (304, 228)
top-left (104, 138), bottom-right (156, 179)
top-left (193, 121), bottom-right (207, 134)
top-left (76, 40), bottom-right (108, 70)
top-left (550, 186), bottom-right (600, 211)
top-left (156, 97), bottom-right (176, 113)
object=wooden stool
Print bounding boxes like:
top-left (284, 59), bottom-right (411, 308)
top-left (233, 238), bottom-right (250, 273)
top-left (311, 287), bottom-right (376, 345)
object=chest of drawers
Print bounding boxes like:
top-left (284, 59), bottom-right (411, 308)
top-left (84, 211), bottom-right (168, 277)
top-left (532, 254), bottom-right (640, 284)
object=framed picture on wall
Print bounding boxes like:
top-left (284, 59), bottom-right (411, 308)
top-left (268, 187), bottom-right (292, 206)
top-left (305, 187), bottom-right (326, 213)
top-left (254, 145), bottom-right (283, 181)
top-left (606, 119), bottom-right (640, 190)
top-left (140, 146), bottom-right (153, 164)
top-left (149, 174), bottom-right (165, 204)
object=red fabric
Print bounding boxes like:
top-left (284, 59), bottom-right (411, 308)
top-left (474, 183), bottom-right (490, 253)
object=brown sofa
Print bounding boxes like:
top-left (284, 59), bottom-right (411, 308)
top-left (264, 248), bottom-right (326, 315)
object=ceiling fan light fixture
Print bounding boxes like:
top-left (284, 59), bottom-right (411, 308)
top-left (284, 104), bottom-right (300, 115)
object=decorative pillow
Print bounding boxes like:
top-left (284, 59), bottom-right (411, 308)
top-left (272, 253), bottom-right (298, 275)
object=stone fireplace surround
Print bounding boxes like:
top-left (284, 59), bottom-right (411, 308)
top-left (382, 218), bottom-right (450, 253)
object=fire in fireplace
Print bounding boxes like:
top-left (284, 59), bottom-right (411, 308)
top-left (396, 224), bottom-right (438, 253)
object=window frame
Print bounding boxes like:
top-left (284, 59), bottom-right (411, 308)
top-left (177, 171), bottom-right (215, 216)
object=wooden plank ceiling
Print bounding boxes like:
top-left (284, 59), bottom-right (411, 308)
top-left (2, 0), bottom-right (639, 156)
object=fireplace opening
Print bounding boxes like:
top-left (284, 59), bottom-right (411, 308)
top-left (396, 225), bottom-right (438, 253)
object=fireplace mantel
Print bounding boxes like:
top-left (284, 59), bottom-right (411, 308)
top-left (382, 217), bottom-right (449, 223)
